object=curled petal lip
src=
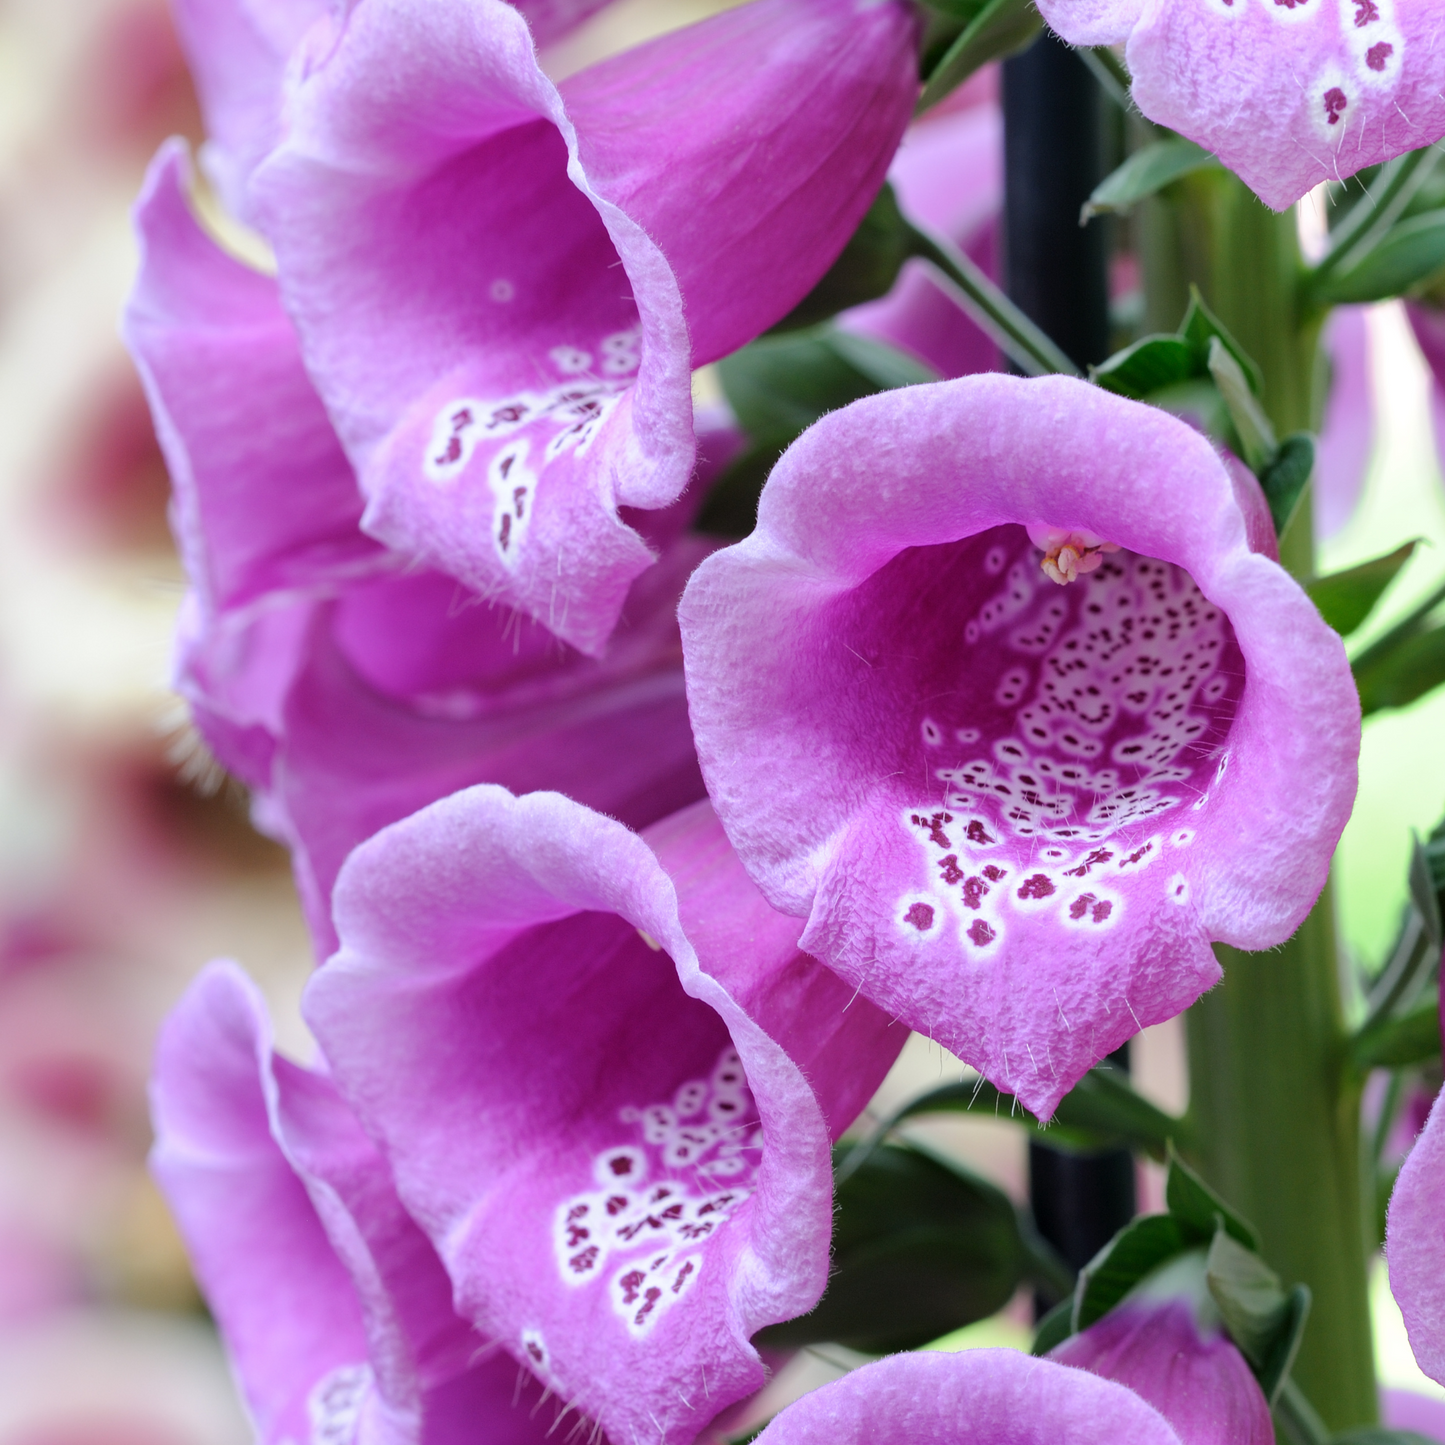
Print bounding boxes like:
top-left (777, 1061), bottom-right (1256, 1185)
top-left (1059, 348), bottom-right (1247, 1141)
top-left (251, 0), bottom-right (917, 654)
top-left (304, 787), bottom-right (901, 1445)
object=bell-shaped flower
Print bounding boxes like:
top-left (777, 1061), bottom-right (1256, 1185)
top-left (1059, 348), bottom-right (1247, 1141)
top-left (839, 80), bottom-right (1002, 380)
top-left (1032, 0), bottom-right (1445, 211)
top-left (1408, 303), bottom-right (1445, 489)
top-left (1388, 1067), bottom-right (1445, 1390)
top-left (170, 0), bottom-right (615, 225)
top-left (303, 785), bottom-right (906, 1445)
top-left (1315, 305), bottom-right (1375, 540)
top-left (123, 143), bottom-right (713, 955)
top-left (750, 1348), bottom-right (1185, 1445)
top-left (1050, 1256), bottom-right (1273, 1445)
top-left (248, 0), bottom-right (919, 654)
top-left (679, 375), bottom-right (1359, 1117)
top-left (150, 959), bottom-right (558, 1445)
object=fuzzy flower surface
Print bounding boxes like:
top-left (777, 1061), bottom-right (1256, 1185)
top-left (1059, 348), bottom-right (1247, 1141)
top-left (1051, 1256), bottom-right (1273, 1445)
top-left (303, 786), bottom-right (905, 1445)
top-left (751, 1348), bottom-right (1185, 1445)
top-left (680, 375), bottom-right (1359, 1116)
top-left (170, 0), bottom-right (615, 224)
top-left (248, 0), bottom-right (918, 655)
top-left (151, 961), bottom-right (557, 1445)
top-left (124, 143), bottom-right (714, 955)
top-left (1388, 1077), bottom-right (1445, 1390)
top-left (1033, 0), bottom-right (1445, 211)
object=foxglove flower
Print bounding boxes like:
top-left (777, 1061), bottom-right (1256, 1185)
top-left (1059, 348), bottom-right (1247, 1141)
top-left (680, 375), bottom-right (1359, 1116)
top-left (1315, 305), bottom-right (1375, 540)
top-left (249, 0), bottom-right (918, 654)
top-left (151, 960), bottom-right (556, 1445)
top-left (304, 786), bottom-right (906, 1445)
top-left (1388, 1068), bottom-right (1445, 1389)
top-left (750, 1348), bottom-right (1185, 1445)
top-left (1051, 1268), bottom-right (1273, 1444)
top-left (124, 144), bottom-right (712, 954)
top-left (840, 85), bottom-right (1002, 379)
top-left (1032, 0), bottom-right (1445, 212)
top-left (170, 0), bottom-right (615, 225)
top-left (1408, 303), bottom-right (1445, 487)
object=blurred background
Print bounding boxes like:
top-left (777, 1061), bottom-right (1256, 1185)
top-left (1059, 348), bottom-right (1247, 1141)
top-left (0, 0), bottom-right (1441, 1439)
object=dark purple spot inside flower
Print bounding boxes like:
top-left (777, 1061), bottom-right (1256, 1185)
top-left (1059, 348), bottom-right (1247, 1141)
top-left (982, 864), bottom-right (1005, 882)
top-left (962, 876), bottom-right (988, 910)
top-left (967, 819), bottom-right (996, 845)
top-left (1324, 87), bottom-right (1348, 125)
top-left (606, 1194), bottom-right (628, 1215)
top-left (608, 1154), bottom-right (634, 1176)
top-left (1070, 893), bottom-right (1095, 921)
top-left (1366, 41), bottom-right (1393, 70)
top-left (635, 1286), bottom-right (663, 1326)
top-left (904, 902), bottom-right (935, 931)
top-left (940, 855), bottom-right (964, 885)
top-left (1065, 848), bottom-right (1114, 878)
top-left (619, 1270), bottom-right (646, 1305)
top-left (1017, 873), bottom-right (1056, 901)
top-left (569, 1246), bottom-right (599, 1273)
top-left (1354, 0), bottom-right (1379, 22)
top-left (672, 1260), bottom-right (696, 1295)
top-left (498, 514), bottom-right (512, 551)
top-left (514, 485), bottom-right (527, 518)
top-left (967, 919), bottom-right (996, 947)
top-left (1092, 900), bottom-right (1114, 923)
top-left (526, 1340), bottom-right (545, 1364)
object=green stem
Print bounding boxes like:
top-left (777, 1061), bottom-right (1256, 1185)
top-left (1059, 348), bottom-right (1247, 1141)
top-left (1144, 165), bottom-right (1378, 1432)
top-left (904, 223), bottom-right (1081, 378)
top-left (1314, 146), bottom-right (1441, 283)
top-left (1186, 918), bottom-right (1377, 1432)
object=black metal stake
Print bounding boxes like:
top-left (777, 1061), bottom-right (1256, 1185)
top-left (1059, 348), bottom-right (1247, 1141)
top-left (1002, 30), bottom-right (1135, 1309)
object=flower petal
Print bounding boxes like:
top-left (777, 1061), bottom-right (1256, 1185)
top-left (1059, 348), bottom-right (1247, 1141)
top-left (840, 99), bottom-right (1003, 380)
top-left (1388, 1087), bottom-right (1445, 1388)
top-left (1039, 0), bottom-right (1445, 211)
top-left (304, 788), bottom-right (904, 1445)
top-left (171, 0), bottom-right (618, 223)
top-left (752, 1348), bottom-right (1184, 1445)
top-left (1052, 1300), bottom-right (1273, 1445)
top-left (123, 142), bottom-right (387, 622)
top-left (680, 375), bottom-right (1359, 1116)
top-left (151, 961), bottom-right (554, 1445)
top-left (251, 0), bottom-right (916, 653)
top-left (1315, 305), bottom-right (1375, 541)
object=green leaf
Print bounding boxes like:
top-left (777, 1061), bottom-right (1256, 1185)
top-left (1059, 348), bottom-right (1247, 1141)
top-left (1091, 335), bottom-right (1196, 400)
top-left (1165, 1146), bottom-right (1261, 1251)
top-left (1350, 991), bottom-right (1442, 1072)
top-left (1333, 1431), bottom-right (1439, 1444)
top-left (1207, 337), bottom-right (1277, 471)
top-left (758, 1144), bottom-right (1027, 1353)
top-left (1259, 433), bottom-right (1314, 538)
top-left (769, 184), bottom-right (913, 334)
top-left (1072, 1215), bottom-right (1198, 1331)
top-left (709, 329), bottom-right (935, 536)
top-left (1306, 542), bottom-right (1418, 636)
top-left (1409, 829), bottom-right (1444, 947)
top-left (1082, 139), bottom-right (1218, 221)
top-left (1179, 288), bottom-right (1264, 395)
top-left (1089, 287), bottom-right (1264, 430)
top-left (1031, 1297), bottom-right (1074, 1356)
top-left (846, 1062), bottom-right (1187, 1170)
top-left (918, 0), bottom-right (1042, 114)
top-left (1204, 1229), bottom-right (1310, 1406)
top-left (1355, 619), bottom-right (1445, 716)
top-left (1316, 210), bottom-right (1445, 304)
